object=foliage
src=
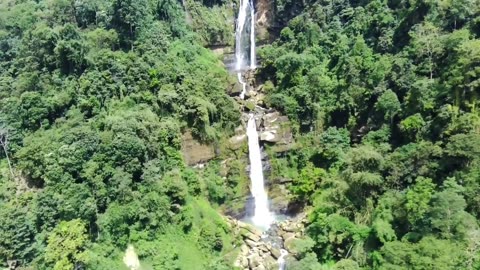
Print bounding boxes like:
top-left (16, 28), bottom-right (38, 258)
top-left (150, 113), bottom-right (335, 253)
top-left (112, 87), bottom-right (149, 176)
top-left (44, 219), bottom-right (88, 270)
top-left (1, 0), bottom-right (480, 269)
top-left (263, 0), bottom-right (480, 268)
top-left (0, 0), bottom-right (239, 268)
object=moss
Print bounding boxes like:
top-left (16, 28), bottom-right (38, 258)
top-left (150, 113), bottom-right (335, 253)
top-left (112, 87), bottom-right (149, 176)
top-left (245, 101), bottom-right (256, 111)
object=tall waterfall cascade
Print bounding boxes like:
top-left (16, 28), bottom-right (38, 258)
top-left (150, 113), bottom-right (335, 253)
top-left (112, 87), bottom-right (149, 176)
top-left (246, 116), bottom-right (274, 229)
top-left (235, 0), bottom-right (256, 99)
top-left (235, 2), bottom-right (286, 269)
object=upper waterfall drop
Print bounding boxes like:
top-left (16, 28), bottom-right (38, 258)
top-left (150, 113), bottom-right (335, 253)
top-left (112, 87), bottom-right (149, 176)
top-left (246, 115), bottom-right (274, 229)
top-left (235, 0), bottom-right (256, 71)
top-left (235, 0), bottom-right (256, 99)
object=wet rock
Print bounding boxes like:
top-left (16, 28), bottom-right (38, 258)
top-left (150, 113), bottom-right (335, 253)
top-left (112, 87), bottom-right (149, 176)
top-left (268, 182), bottom-right (291, 214)
top-left (241, 244), bottom-right (249, 254)
top-left (254, 93), bottom-right (266, 106)
top-left (263, 255), bottom-right (278, 269)
top-left (241, 257), bottom-right (249, 268)
top-left (219, 159), bottom-right (232, 177)
top-left (229, 213), bottom-right (309, 270)
top-left (277, 178), bottom-right (293, 184)
top-left (282, 222), bottom-right (300, 233)
top-left (284, 236), bottom-right (298, 255)
top-left (228, 81), bottom-right (244, 96)
top-left (260, 130), bottom-right (278, 142)
top-left (209, 45), bottom-right (232, 56)
top-left (270, 196), bottom-right (289, 214)
top-left (270, 248), bottom-right (281, 259)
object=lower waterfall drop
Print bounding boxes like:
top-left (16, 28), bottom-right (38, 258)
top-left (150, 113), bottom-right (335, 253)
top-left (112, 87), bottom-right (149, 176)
top-left (277, 249), bottom-right (288, 270)
top-left (246, 115), bottom-right (274, 230)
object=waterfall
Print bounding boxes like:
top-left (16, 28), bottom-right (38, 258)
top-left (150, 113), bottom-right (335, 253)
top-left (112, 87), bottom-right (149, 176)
top-left (249, 0), bottom-right (256, 69)
top-left (235, 0), bottom-right (256, 99)
top-left (238, 73), bottom-right (247, 100)
top-left (277, 249), bottom-right (288, 270)
top-left (236, 0), bottom-right (272, 229)
top-left (246, 115), bottom-right (274, 229)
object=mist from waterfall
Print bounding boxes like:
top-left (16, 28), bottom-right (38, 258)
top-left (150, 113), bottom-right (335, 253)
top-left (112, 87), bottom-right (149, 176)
top-left (246, 115), bottom-right (274, 229)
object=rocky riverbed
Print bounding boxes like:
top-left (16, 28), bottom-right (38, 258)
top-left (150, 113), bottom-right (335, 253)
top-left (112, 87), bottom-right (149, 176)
top-left (224, 213), bottom-right (308, 270)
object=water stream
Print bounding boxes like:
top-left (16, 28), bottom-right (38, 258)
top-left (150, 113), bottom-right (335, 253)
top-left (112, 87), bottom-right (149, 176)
top-left (235, 1), bottom-right (287, 269)
top-left (277, 249), bottom-right (289, 270)
top-left (246, 115), bottom-right (274, 229)
top-left (235, 0), bottom-right (256, 98)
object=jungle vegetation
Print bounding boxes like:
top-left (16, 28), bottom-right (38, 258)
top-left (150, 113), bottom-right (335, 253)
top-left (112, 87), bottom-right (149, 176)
top-left (0, 0), bottom-right (480, 269)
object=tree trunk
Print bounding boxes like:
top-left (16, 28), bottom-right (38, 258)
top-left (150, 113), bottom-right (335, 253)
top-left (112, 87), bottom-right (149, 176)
top-left (1, 145), bottom-right (14, 178)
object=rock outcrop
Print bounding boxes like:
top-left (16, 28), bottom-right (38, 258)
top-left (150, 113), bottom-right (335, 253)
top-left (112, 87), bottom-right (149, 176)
top-left (255, 0), bottom-right (276, 43)
top-left (225, 213), bottom-right (308, 270)
top-left (228, 80), bottom-right (244, 96)
top-left (268, 182), bottom-right (291, 214)
top-left (260, 112), bottom-right (293, 145)
top-left (181, 131), bottom-right (216, 165)
top-left (276, 214), bottom-right (308, 257)
top-left (227, 125), bottom-right (247, 150)
top-left (224, 217), bottom-right (281, 270)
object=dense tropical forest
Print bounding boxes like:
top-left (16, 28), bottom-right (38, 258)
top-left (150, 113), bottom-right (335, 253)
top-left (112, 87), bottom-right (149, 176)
top-left (261, 0), bottom-right (480, 269)
top-left (0, 0), bottom-right (241, 269)
top-left (0, 0), bottom-right (479, 269)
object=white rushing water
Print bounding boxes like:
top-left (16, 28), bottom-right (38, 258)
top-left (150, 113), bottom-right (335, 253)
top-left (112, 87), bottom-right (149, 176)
top-left (247, 115), bottom-right (274, 229)
top-left (238, 73), bottom-right (247, 100)
top-left (277, 249), bottom-right (288, 270)
top-left (235, 2), bottom-right (286, 269)
top-left (249, 0), bottom-right (256, 69)
top-left (235, 0), bottom-right (256, 99)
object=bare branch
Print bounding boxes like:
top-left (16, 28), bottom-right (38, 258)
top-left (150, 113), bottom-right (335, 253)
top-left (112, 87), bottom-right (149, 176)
top-left (0, 124), bottom-right (15, 178)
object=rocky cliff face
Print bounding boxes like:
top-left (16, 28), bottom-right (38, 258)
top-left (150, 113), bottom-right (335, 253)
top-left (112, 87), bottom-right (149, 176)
top-left (255, 0), bottom-right (276, 43)
top-left (222, 68), bottom-right (298, 218)
top-left (181, 131), bottom-right (216, 165)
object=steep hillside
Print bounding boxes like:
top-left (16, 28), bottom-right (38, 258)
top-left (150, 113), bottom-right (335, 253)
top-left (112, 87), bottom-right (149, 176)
top-left (1, 0), bottom-right (480, 269)
top-left (257, 0), bottom-right (480, 269)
